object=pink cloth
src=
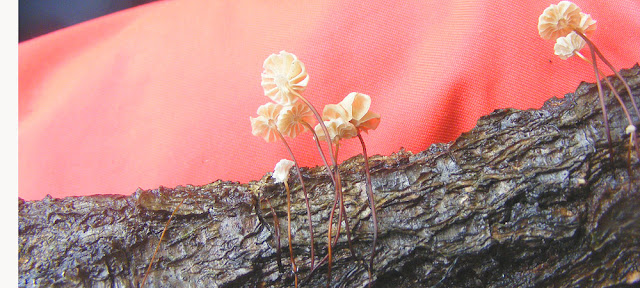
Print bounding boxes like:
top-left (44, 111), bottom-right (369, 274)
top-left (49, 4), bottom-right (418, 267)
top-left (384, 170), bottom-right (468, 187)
top-left (19, 0), bottom-right (640, 200)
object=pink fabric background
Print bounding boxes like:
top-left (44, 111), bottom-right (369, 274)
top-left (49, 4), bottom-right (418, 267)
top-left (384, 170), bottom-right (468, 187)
top-left (19, 0), bottom-right (640, 200)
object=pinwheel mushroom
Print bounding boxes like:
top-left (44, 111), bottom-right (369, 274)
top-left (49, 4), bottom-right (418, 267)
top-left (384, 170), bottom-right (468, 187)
top-left (538, 1), bottom-right (582, 41)
top-left (261, 50), bottom-right (309, 105)
top-left (250, 102), bottom-right (283, 143)
top-left (277, 101), bottom-right (315, 139)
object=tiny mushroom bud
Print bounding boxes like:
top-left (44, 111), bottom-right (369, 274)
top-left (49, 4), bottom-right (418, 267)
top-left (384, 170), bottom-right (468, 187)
top-left (273, 159), bottom-right (296, 183)
top-left (626, 125), bottom-right (636, 135)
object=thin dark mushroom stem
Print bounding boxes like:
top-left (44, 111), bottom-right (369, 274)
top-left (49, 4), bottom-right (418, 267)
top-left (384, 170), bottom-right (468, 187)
top-left (333, 143), bottom-right (356, 258)
top-left (302, 122), bottom-right (337, 186)
top-left (276, 129), bottom-right (316, 271)
top-left (284, 181), bottom-right (298, 287)
top-left (597, 66), bottom-right (640, 157)
top-left (358, 131), bottom-right (378, 288)
top-left (578, 49), bottom-right (640, 157)
top-left (599, 67), bottom-right (636, 126)
top-left (303, 193), bottom-right (348, 285)
top-left (574, 31), bottom-right (640, 158)
top-left (575, 30), bottom-right (640, 120)
top-left (336, 169), bottom-right (357, 259)
top-left (304, 194), bottom-right (341, 283)
top-left (325, 142), bottom-right (339, 287)
top-left (584, 36), bottom-right (614, 163)
top-left (323, 142), bottom-right (358, 287)
top-left (326, 192), bottom-right (335, 287)
top-left (336, 171), bottom-right (357, 260)
top-left (291, 91), bottom-right (343, 284)
top-left (292, 91), bottom-right (337, 168)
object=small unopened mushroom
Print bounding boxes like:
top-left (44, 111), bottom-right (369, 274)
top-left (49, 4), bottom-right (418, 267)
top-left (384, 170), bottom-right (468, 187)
top-left (626, 125), bottom-right (636, 135)
top-left (273, 159), bottom-right (295, 183)
top-left (273, 158), bottom-right (299, 286)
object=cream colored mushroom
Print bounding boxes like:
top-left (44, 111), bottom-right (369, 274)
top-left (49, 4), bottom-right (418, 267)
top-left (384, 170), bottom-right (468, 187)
top-left (277, 101), bottom-right (314, 139)
top-left (554, 32), bottom-right (586, 60)
top-left (250, 102), bottom-right (283, 143)
top-left (261, 50), bottom-right (309, 105)
top-left (538, 1), bottom-right (582, 41)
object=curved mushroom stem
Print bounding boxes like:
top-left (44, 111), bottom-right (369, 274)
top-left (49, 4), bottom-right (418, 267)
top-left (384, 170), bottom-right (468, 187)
top-left (358, 131), bottom-right (378, 287)
top-left (276, 129), bottom-right (315, 271)
top-left (289, 90), bottom-right (343, 284)
top-left (577, 34), bottom-right (614, 163)
top-left (302, 122), bottom-right (337, 186)
top-left (284, 181), bottom-right (299, 287)
top-left (575, 51), bottom-right (640, 158)
top-left (575, 30), bottom-right (640, 120)
top-left (326, 142), bottom-right (339, 287)
top-left (336, 165), bottom-right (357, 260)
top-left (575, 30), bottom-right (640, 161)
top-left (324, 142), bottom-right (358, 287)
top-left (291, 90), bottom-right (337, 168)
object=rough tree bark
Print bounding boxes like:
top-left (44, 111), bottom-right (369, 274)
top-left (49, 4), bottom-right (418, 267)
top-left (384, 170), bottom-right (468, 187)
top-left (19, 65), bottom-right (640, 288)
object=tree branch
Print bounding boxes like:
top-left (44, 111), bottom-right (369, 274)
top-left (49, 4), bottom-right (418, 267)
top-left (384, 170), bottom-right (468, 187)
top-left (19, 65), bottom-right (640, 287)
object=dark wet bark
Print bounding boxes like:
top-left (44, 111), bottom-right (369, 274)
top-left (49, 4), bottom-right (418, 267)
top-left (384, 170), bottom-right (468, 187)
top-left (19, 65), bottom-right (640, 287)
